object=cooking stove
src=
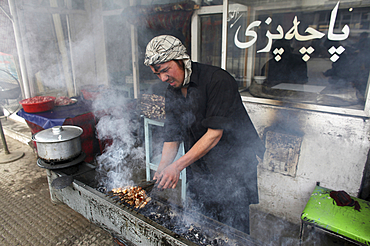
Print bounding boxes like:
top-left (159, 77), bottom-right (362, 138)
top-left (37, 152), bottom-right (86, 169)
top-left (46, 162), bottom-right (261, 246)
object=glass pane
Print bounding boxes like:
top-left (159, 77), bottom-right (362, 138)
top-left (227, 3), bottom-right (249, 88)
top-left (22, 12), bottom-right (72, 96)
top-left (229, 1), bottom-right (370, 110)
top-left (71, 0), bottom-right (85, 10)
top-left (199, 14), bottom-right (222, 67)
top-left (104, 14), bottom-right (133, 97)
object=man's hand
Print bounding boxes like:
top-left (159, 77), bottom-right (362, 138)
top-left (155, 163), bottom-right (180, 189)
top-left (153, 167), bottom-right (164, 181)
top-left (153, 128), bottom-right (223, 190)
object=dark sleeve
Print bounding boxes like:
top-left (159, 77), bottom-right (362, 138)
top-left (201, 69), bottom-right (239, 130)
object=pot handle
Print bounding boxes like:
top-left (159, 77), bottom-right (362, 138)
top-left (52, 126), bottom-right (64, 134)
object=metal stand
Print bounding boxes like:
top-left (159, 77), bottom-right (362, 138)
top-left (144, 117), bottom-right (186, 202)
top-left (0, 69), bottom-right (24, 163)
top-left (0, 118), bottom-right (24, 163)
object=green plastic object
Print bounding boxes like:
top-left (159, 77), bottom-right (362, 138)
top-left (301, 185), bottom-right (370, 245)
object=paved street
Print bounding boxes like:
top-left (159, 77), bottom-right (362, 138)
top-left (0, 118), bottom-right (115, 246)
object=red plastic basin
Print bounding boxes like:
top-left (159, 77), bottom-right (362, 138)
top-left (19, 96), bottom-right (56, 113)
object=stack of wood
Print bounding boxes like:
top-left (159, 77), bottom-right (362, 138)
top-left (140, 94), bottom-right (165, 120)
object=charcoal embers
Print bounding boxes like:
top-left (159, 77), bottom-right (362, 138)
top-left (180, 224), bottom-right (228, 246)
top-left (140, 202), bottom-right (229, 246)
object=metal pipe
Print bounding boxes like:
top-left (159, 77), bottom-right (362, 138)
top-left (221, 0), bottom-right (229, 70)
top-left (0, 118), bottom-right (10, 155)
top-left (66, 0), bottom-right (77, 96)
top-left (130, 0), bottom-right (140, 99)
top-left (0, 4), bottom-right (12, 22)
top-left (66, 15), bottom-right (77, 97)
top-left (7, 0), bottom-right (31, 98)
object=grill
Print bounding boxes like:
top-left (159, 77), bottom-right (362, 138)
top-left (46, 162), bottom-right (261, 246)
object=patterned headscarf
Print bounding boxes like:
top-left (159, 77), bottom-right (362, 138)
top-left (144, 35), bottom-right (192, 86)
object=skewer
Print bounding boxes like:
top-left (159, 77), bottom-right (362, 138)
top-left (108, 182), bottom-right (155, 210)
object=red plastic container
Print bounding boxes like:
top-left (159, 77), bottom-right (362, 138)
top-left (19, 96), bottom-right (56, 113)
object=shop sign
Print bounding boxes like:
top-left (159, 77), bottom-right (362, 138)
top-left (233, 2), bottom-right (349, 63)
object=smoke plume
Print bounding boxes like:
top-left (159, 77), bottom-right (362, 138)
top-left (92, 88), bottom-right (144, 190)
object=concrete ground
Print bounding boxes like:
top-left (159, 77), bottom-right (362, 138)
top-left (0, 117), bottom-right (115, 246)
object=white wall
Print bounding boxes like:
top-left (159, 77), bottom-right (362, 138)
top-left (244, 101), bottom-right (370, 224)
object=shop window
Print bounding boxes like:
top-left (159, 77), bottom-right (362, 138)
top-left (199, 14), bottom-right (222, 67)
top-left (193, 1), bottom-right (370, 116)
top-left (244, 2), bottom-right (370, 113)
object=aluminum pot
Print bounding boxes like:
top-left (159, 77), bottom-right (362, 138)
top-left (32, 125), bottom-right (83, 162)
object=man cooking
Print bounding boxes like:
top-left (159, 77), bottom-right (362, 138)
top-left (144, 35), bottom-right (265, 234)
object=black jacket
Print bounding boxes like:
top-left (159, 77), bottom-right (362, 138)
top-left (164, 62), bottom-right (265, 206)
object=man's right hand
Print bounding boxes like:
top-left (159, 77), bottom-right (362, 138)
top-left (154, 163), bottom-right (181, 189)
top-left (153, 141), bottom-right (180, 182)
top-left (153, 168), bottom-right (163, 181)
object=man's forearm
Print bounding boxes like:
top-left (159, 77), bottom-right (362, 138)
top-left (173, 128), bottom-right (223, 172)
top-left (158, 141), bottom-right (180, 169)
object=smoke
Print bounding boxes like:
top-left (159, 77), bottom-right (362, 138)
top-left (92, 88), bottom-right (144, 190)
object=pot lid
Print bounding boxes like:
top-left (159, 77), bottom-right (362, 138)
top-left (33, 125), bottom-right (83, 143)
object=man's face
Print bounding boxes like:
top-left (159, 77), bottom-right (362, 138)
top-left (150, 60), bottom-right (185, 88)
